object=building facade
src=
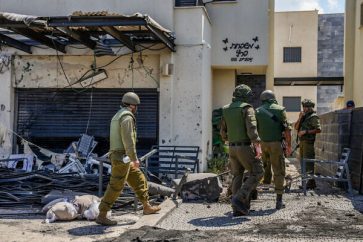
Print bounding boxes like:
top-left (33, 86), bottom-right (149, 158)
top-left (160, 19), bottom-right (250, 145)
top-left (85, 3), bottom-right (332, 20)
top-left (345, 0), bottom-right (363, 107)
top-left (0, 0), bottom-right (274, 171)
top-left (273, 11), bottom-right (344, 122)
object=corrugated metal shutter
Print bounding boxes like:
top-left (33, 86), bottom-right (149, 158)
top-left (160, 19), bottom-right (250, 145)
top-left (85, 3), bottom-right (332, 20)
top-left (16, 88), bottom-right (158, 154)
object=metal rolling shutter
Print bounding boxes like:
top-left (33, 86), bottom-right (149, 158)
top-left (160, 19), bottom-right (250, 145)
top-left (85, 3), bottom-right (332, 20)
top-left (16, 88), bottom-right (158, 154)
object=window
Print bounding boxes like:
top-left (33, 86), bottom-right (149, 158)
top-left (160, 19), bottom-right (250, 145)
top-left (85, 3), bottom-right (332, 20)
top-left (283, 97), bottom-right (301, 112)
top-left (361, 3), bottom-right (363, 26)
top-left (283, 47), bottom-right (302, 63)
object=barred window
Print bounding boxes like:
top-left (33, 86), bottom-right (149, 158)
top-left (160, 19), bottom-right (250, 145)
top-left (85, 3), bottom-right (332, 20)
top-left (283, 47), bottom-right (302, 63)
top-left (283, 97), bottom-right (301, 112)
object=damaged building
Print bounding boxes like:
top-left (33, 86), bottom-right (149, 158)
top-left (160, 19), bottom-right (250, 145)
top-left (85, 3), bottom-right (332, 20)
top-left (0, 0), bottom-right (274, 171)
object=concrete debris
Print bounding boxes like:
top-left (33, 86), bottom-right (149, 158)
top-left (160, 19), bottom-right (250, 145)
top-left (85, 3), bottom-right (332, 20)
top-left (148, 182), bottom-right (175, 197)
top-left (173, 173), bottom-right (223, 202)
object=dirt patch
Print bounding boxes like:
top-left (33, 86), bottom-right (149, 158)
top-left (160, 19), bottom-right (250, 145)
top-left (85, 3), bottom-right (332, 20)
top-left (99, 205), bottom-right (363, 242)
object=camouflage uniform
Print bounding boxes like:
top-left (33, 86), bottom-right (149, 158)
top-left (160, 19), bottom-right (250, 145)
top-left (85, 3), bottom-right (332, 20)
top-left (97, 92), bottom-right (160, 226)
top-left (99, 107), bottom-right (149, 213)
top-left (256, 97), bottom-right (290, 195)
top-left (220, 84), bottom-right (264, 215)
top-left (295, 99), bottom-right (321, 188)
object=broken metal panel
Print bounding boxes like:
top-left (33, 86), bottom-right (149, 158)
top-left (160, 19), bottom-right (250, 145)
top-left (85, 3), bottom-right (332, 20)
top-left (57, 27), bottom-right (97, 49)
top-left (0, 32), bottom-right (32, 53)
top-left (11, 27), bottom-right (66, 53)
top-left (46, 15), bottom-right (148, 28)
top-left (146, 24), bottom-right (175, 52)
top-left (101, 26), bottom-right (135, 51)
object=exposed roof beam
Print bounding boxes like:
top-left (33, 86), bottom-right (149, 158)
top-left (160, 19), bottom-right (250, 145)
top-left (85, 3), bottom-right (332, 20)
top-left (46, 16), bottom-right (147, 27)
top-left (57, 27), bottom-right (97, 49)
top-left (11, 27), bottom-right (66, 53)
top-left (0, 32), bottom-right (32, 53)
top-left (145, 24), bottom-right (175, 52)
top-left (101, 26), bottom-right (135, 51)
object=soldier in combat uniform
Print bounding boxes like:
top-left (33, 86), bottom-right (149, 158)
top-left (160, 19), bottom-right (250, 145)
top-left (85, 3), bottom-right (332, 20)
top-left (96, 92), bottom-right (161, 226)
top-left (256, 90), bottom-right (292, 209)
top-left (294, 99), bottom-right (321, 189)
top-left (220, 84), bottom-right (264, 216)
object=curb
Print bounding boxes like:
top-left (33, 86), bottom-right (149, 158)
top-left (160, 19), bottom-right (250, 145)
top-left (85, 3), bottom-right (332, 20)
top-left (129, 198), bottom-right (182, 229)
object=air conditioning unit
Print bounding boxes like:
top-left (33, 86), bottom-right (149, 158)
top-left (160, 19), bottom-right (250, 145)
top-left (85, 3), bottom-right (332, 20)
top-left (162, 63), bottom-right (174, 76)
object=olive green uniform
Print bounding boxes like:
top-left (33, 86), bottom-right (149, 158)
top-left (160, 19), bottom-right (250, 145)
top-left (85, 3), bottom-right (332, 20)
top-left (99, 107), bottom-right (148, 213)
top-left (220, 101), bottom-right (264, 204)
top-left (298, 111), bottom-right (321, 173)
top-left (256, 101), bottom-right (290, 194)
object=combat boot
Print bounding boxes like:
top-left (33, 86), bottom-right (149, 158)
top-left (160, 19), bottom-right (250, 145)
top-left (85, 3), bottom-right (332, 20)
top-left (143, 202), bottom-right (161, 215)
top-left (306, 179), bottom-right (316, 190)
top-left (250, 189), bottom-right (258, 200)
top-left (231, 195), bottom-right (249, 215)
top-left (275, 194), bottom-right (285, 210)
top-left (96, 211), bottom-right (117, 226)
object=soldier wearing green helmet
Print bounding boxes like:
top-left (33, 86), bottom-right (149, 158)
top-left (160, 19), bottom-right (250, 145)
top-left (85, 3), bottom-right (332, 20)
top-left (97, 92), bottom-right (160, 226)
top-left (220, 84), bottom-right (264, 216)
top-left (294, 98), bottom-right (321, 189)
top-left (255, 90), bottom-right (292, 209)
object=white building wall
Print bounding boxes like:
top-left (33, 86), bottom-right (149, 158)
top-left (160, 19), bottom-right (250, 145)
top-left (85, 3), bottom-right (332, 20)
top-left (0, 60), bottom-right (14, 157)
top-left (212, 69), bottom-right (235, 110)
top-left (12, 55), bottom-right (159, 88)
top-left (207, 0), bottom-right (269, 67)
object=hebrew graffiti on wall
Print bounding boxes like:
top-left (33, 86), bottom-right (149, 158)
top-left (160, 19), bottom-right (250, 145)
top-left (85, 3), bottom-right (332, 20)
top-left (222, 36), bottom-right (260, 63)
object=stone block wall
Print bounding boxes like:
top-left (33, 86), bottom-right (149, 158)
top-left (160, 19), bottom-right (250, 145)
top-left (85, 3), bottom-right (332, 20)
top-left (315, 108), bottom-right (363, 193)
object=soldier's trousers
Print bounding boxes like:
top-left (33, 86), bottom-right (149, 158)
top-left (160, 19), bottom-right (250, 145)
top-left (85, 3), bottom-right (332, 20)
top-left (229, 144), bottom-right (264, 202)
top-left (261, 141), bottom-right (286, 194)
top-left (299, 140), bottom-right (316, 174)
top-left (99, 152), bottom-right (149, 213)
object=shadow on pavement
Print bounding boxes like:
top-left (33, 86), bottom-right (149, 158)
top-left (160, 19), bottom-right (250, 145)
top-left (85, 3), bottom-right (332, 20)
top-left (188, 215), bottom-right (250, 227)
top-left (67, 221), bottom-right (134, 236)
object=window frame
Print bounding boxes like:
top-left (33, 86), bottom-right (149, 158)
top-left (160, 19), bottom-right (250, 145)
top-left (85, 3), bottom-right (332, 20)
top-left (283, 47), bottom-right (302, 63)
top-left (283, 96), bottom-right (302, 112)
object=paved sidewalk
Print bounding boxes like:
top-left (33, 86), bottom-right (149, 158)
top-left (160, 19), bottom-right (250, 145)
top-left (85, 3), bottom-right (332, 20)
top-left (155, 160), bottom-right (363, 241)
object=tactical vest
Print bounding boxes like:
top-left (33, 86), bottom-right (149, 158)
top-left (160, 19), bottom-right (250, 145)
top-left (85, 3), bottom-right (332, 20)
top-left (256, 103), bottom-right (285, 142)
top-left (300, 112), bottom-right (318, 141)
top-left (222, 101), bottom-right (251, 143)
top-left (109, 108), bottom-right (136, 151)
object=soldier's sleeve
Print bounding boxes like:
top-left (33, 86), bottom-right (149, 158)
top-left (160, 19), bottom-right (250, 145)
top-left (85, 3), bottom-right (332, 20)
top-left (282, 110), bottom-right (292, 130)
top-left (311, 116), bottom-right (321, 131)
top-left (244, 107), bottom-right (261, 142)
top-left (220, 117), bottom-right (228, 142)
top-left (120, 115), bottom-right (138, 161)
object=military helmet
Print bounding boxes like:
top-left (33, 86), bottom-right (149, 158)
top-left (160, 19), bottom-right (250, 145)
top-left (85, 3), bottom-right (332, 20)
top-left (301, 99), bottom-right (315, 108)
top-left (233, 84), bottom-right (253, 99)
top-left (260, 90), bottom-right (276, 101)
top-left (122, 92), bottom-right (140, 105)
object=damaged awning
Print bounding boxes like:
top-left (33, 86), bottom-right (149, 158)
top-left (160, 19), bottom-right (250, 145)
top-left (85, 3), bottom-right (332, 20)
top-left (0, 11), bottom-right (175, 54)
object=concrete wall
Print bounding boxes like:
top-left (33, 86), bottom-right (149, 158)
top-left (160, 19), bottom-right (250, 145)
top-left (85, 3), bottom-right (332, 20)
top-left (0, 0), bottom-right (174, 30)
top-left (345, 0), bottom-right (363, 107)
top-left (171, 8), bottom-right (212, 170)
top-left (274, 86), bottom-right (317, 122)
top-left (12, 55), bottom-right (160, 88)
top-left (317, 86), bottom-right (343, 115)
top-left (274, 11), bottom-right (318, 78)
top-left (206, 0), bottom-right (269, 67)
top-left (212, 69), bottom-right (235, 110)
top-left (0, 56), bottom-right (14, 157)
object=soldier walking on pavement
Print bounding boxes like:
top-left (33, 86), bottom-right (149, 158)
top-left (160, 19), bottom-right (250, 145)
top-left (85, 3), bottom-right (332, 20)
top-left (294, 99), bottom-right (321, 189)
top-left (96, 92), bottom-right (161, 226)
top-left (220, 84), bottom-right (264, 216)
top-left (255, 90), bottom-right (292, 209)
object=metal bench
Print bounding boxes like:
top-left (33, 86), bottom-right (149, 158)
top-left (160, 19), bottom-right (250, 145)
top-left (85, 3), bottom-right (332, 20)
top-left (145, 146), bottom-right (200, 179)
top-left (302, 148), bottom-right (353, 196)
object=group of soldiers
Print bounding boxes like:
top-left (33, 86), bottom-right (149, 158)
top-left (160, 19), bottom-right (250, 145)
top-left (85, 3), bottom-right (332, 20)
top-left (95, 86), bottom-right (321, 225)
top-left (220, 84), bottom-right (321, 216)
